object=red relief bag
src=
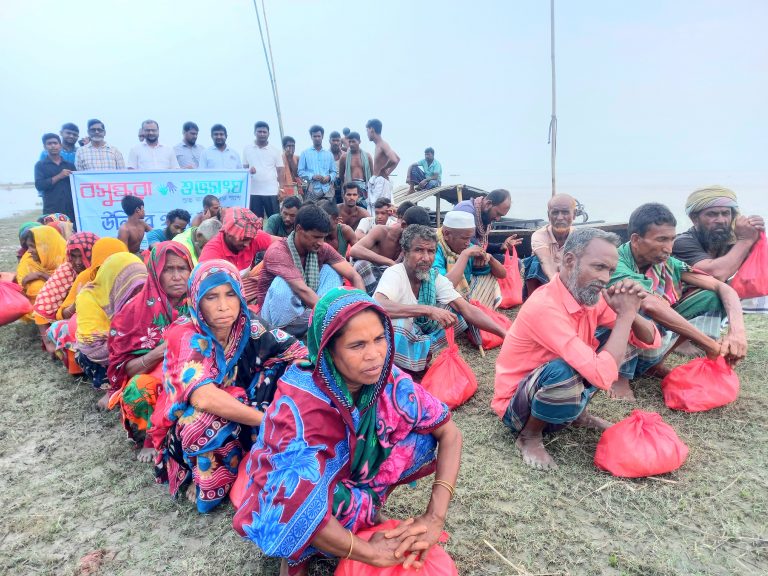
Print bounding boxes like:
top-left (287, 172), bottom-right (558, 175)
top-left (229, 456), bottom-right (249, 509)
top-left (335, 519), bottom-right (458, 576)
top-left (594, 410), bottom-right (689, 478)
top-left (498, 247), bottom-right (523, 309)
top-left (0, 281), bottom-right (33, 326)
top-left (420, 327), bottom-right (478, 409)
top-left (729, 232), bottom-right (768, 299)
top-left (469, 299), bottom-right (512, 350)
top-left (661, 356), bottom-right (740, 412)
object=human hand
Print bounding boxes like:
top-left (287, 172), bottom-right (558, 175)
top-left (602, 280), bottom-right (646, 315)
top-left (747, 215), bottom-right (765, 231)
top-left (462, 245), bottom-right (485, 259)
top-left (502, 235), bottom-right (523, 251)
top-left (61, 169), bottom-right (73, 178)
top-left (719, 330), bottom-right (747, 365)
top-left (734, 215), bottom-right (759, 242)
top-left (367, 521), bottom-right (425, 567)
top-left (428, 307), bottom-right (457, 328)
top-left (419, 179), bottom-right (428, 187)
top-left (383, 514), bottom-right (444, 569)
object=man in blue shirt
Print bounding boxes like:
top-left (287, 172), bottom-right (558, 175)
top-left (407, 147), bottom-right (442, 194)
top-left (146, 208), bottom-right (191, 247)
top-left (298, 125), bottom-right (336, 201)
top-left (199, 124), bottom-right (242, 169)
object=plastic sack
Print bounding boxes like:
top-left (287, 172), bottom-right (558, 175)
top-left (229, 457), bottom-right (249, 509)
top-left (661, 356), bottom-right (740, 412)
top-left (0, 281), bottom-right (33, 326)
top-left (421, 327), bottom-right (478, 409)
top-left (498, 247), bottom-right (523, 309)
top-left (730, 232), bottom-right (768, 299)
top-left (594, 410), bottom-right (689, 478)
top-left (469, 299), bottom-right (512, 350)
top-left (335, 519), bottom-right (458, 576)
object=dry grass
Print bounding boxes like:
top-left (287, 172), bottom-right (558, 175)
top-left (1, 211), bottom-right (766, 575)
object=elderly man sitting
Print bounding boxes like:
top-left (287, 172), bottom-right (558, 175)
top-left (172, 218), bottom-right (222, 267)
top-left (452, 188), bottom-right (519, 255)
top-left (435, 210), bottom-right (507, 310)
top-left (673, 185), bottom-right (766, 312)
top-left (609, 203), bottom-right (747, 401)
top-left (374, 224), bottom-right (507, 373)
top-left (494, 228), bottom-right (660, 469)
top-left (523, 194), bottom-right (576, 298)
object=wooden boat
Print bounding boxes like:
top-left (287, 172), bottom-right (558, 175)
top-left (391, 183), bottom-right (628, 258)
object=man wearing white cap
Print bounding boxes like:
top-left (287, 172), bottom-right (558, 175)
top-left (435, 211), bottom-right (507, 313)
top-left (374, 224), bottom-right (507, 373)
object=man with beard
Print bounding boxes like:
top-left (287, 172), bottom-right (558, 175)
top-left (452, 189), bottom-right (519, 255)
top-left (76, 119), bottom-right (125, 170)
top-left (174, 121), bottom-right (205, 169)
top-left (264, 196), bottom-right (302, 238)
top-left (523, 194), bottom-right (577, 297)
top-left (337, 183), bottom-right (369, 230)
top-left (494, 227), bottom-right (660, 470)
top-left (199, 124), bottom-right (242, 169)
top-left (128, 120), bottom-right (180, 169)
top-left (374, 224), bottom-right (507, 373)
top-left (298, 125), bottom-right (336, 201)
top-left (673, 186), bottom-right (764, 304)
top-left (608, 203), bottom-right (747, 401)
top-left (145, 208), bottom-right (191, 248)
top-left (338, 131), bottom-right (373, 203)
top-left (243, 121), bottom-right (283, 218)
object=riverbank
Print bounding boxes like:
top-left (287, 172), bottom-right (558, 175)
top-left (1, 210), bottom-right (766, 575)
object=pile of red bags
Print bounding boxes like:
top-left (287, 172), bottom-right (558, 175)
top-left (730, 232), bottom-right (768, 299)
top-left (661, 356), bottom-right (740, 412)
top-left (421, 327), bottom-right (478, 409)
top-left (335, 520), bottom-right (458, 576)
top-left (498, 248), bottom-right (523, 309)
top-left (469, 299), bottom-right (512, 350)
top-left (594, 410), bottom-right (689, 478)
top-left (0, 281), bottom-right (32, 326)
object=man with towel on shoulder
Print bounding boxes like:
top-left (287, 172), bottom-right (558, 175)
top-left (673, 185), bottom-right (766, 313)
top-left (434, 210), bottom-right (507, 310)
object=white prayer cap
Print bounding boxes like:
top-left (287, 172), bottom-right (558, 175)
top-left (443, 210), bottom-right (476, 229)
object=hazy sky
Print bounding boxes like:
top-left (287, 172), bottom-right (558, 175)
top-left (1, 0), bottom-right (766, 206)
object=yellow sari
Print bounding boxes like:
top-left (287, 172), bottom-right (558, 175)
top-left (16, 226), bottom-right (67, 320)
top-left (56, 238), bottom-right (128, 320)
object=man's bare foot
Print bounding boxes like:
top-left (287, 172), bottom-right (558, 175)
top-left (96, 392), bottom-right (110, 411)
top-left (646, 363), bottom-right (671, 379)
top-left (515, 434), bottom-right (557, 470)
top-left (185, 483), bottom-right (197, 504)
top-left (607, 377), bottom-right (636, 401)
top-left (407, 185), bottom-right (415, 194)
top-left (675, 341), bottom-right (705, 358)
top-left (137, 447), bottom-right (156, 463)
top-left (572, 411), bottom-right (612, 430)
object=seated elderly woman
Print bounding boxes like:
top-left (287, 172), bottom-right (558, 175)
top-left (32, 232), bottom-right (98, 351)
top-left (16, 224), bottom-right (67, 321)
top-left (106, 242), bottom-right (194, 462)
top-left (153, 259), bottom-right (306, 513)
top-left (74, 253), bottom-right (148, 396)
top-left (233, 288), bottom-right (462, 576)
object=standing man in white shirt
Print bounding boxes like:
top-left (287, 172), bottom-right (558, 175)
top-left (128, 120), bottom-right (180, 169)
top-left (174, 121), bottom-right (205, 169)
top-left (242, 121), bottom-right (284, 218)
top-left (199, 124), bottom-right (242, 170)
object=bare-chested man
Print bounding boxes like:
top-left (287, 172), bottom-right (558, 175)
top-left (366, 118), bottom-right (400, 215)
top-left (118, 195), bottom-right (151, 255)
top-left (338, 131), bottom-right (373, 202)
top-left (350, 205), bottom-right (431, 295)
top-left (337, 183), bottom-right (370, 230)
top-left (319, 201), bottom-right (357, 257)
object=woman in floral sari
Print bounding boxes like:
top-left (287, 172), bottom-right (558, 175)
top-left (233, 288), bottom-right (463, 576)
top-left (107, 242), bottom-right (194, 462)
top-left (74, 253), bottom-right (147, 394)
top-left (16, 225), bottom-right (67, 321)
top-left (154, 259), bottom-right (306, 513)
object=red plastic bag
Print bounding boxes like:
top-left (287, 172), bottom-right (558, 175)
top-left (469, 299), bottom-right (512, 350)
top-left (661, 356), bottom-right (740, 412)
top-left (335, 519), bottom-right (458, 576)
top-left (594, 410), bottom-right (689, 478)
top-left (498, 247), bottom-right (523, 309)
top-left (0, 281), bottom-right (33, 326)
top-left (229, 456), bottom-right (249, 509)
top-left (421, 327), bottom-right (478, 409)
top-left (730, 232), bottom-right (768, 299)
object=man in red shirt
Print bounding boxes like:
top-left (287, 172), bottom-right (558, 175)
top-left (199, 207), bottom-right (272, 272)
top-left (493, 228), bottom-right (660, 470)
top-left (256, 203), bottom-right (364, 337)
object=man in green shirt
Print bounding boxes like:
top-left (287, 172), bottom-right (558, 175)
top-left (264, 196), bottom-right (302, 238)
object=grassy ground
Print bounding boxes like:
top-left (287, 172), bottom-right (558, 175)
top-left (1, 210), bottom-right (766, 576)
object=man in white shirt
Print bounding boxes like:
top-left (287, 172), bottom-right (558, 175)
top-left (242, 120), bottom-right (284, 218)
top-left (128, 120), bottom-right (180, 170)
top-left (199, 124), bottom-right (242, 170)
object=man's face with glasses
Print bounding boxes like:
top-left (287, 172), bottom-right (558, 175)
top-left (88, 123), bottom-right (106, 143)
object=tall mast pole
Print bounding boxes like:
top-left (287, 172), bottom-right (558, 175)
top-left (548, 0), bottom-right (557, 197)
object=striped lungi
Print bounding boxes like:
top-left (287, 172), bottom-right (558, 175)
top-left (467, 274), bottom-right (502, 310)
top-left (392, 310), bottom-right (470, 373)
top-left (353, 260), bottom-right (387, 296)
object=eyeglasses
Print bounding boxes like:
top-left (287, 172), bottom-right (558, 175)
top-left (88, 127), bottom-right (105, 133)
